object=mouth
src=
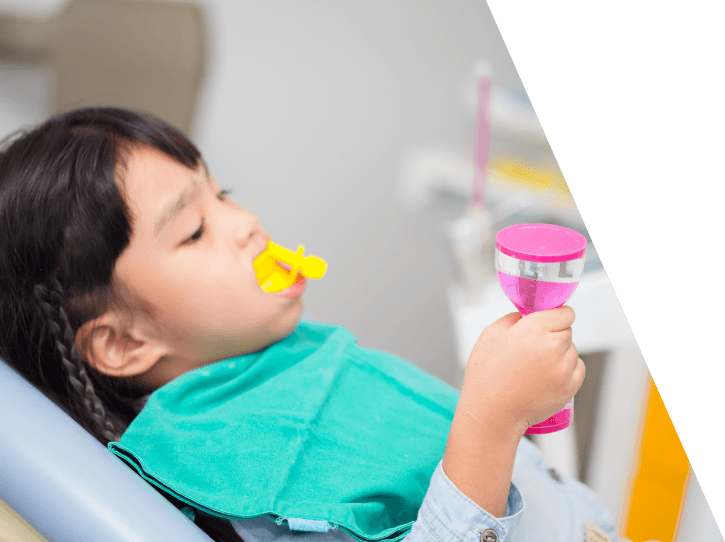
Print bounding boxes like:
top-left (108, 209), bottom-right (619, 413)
top-left (274, 273), bottom-right (306, 298)
top-left (254, 256), bottom-right (305, 296)
top-left (252, 238), bottom-right (306, 297)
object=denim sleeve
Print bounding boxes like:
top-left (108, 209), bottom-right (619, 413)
top-left (404, 460), bottom-right (524, 542)
top-left (231, 460), bottom-right (524, 542)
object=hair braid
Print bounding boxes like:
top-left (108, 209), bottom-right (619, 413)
top-left (34, 278), bottom-right (117, 442)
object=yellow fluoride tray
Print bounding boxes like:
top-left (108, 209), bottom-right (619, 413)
top-left (253, 241), bottom-right (327, 293)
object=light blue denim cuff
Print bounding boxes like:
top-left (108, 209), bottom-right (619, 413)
top-left (409, 460), bottom-right (524, 542)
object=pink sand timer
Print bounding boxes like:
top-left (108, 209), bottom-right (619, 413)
top-left (495, 223), bottom-right (587, 434)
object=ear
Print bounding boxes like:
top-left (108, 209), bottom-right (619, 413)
top-left (75, 311), bottom-right (169, 378)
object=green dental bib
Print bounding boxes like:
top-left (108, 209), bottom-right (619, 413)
top-left (109, 321), bottom-right (459, 542)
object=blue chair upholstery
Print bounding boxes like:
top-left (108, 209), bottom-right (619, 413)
top-left (0, 359), bottom-right (213, 542)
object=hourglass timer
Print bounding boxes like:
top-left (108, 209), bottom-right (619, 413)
top-left (495, 223), bottom-right (587, 434)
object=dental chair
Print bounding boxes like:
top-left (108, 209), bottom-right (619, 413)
top-left (0, 358), bottom-right (213, 542)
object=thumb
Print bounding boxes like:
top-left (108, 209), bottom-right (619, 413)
top-left (491, 311), bottom-right (523, 330)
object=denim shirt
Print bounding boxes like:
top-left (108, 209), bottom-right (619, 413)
top-left (230, 437), bottom-right (627, 542)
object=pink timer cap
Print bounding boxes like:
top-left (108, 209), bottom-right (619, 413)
top-left (496, 223), bottom-right (587, 263)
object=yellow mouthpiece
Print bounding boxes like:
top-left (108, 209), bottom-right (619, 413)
top-left (253, 241), bottom-right (327, 293)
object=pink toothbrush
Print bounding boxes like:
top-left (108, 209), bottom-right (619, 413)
top-left (471, 71), bottom-right (491, 210)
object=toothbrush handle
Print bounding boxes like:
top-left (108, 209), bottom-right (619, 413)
top-left (472, 75), bottom-right (491, 209)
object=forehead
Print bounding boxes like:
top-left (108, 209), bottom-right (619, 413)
top-left (120, 145), bottom-right (205, 222)
top-left (120, 145), bottom-right (198, 200)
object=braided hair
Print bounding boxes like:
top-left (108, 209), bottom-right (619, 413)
top-left (0, 106), bottom-right (200, 443)
top-left (33, 277), bottom-right (117, 441)
top-left (0, 107), bottom-right (248, 541)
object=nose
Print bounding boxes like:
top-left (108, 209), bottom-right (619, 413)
top-left (231, 208), bottom-right (258, 248)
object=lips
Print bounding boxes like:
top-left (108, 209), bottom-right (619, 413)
top-left (256, 257), bottom-right (305, 297)
top-left (275, 274), bottom-right (306, 297)
top-left (252, 239), bottom-right (305, 297)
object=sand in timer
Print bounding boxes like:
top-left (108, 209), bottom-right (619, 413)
top-left (495, 223), bottom-right (587, 434)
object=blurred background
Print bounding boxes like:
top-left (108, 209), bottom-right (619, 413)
top-left (0, 1), bottom-right (722, 541)
top-left (0, 0), bottom-right (584, 399)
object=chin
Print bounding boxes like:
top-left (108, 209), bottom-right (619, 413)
top-left (277, 306), bottom-right (304, 337)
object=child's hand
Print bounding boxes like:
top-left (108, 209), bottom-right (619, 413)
top-left (441, 307), bottom-right (583, 516)
top-left (458, 306), bottom-right (585, 440)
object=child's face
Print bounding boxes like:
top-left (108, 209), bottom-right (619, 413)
top-left (109, 145), bottom-right (304, 387)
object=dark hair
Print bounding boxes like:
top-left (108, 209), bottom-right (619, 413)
top-left (0, 107), bottom-right (244, 542)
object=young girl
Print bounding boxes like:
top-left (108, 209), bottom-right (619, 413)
top-left (0, 107), bottom-right (631, 542)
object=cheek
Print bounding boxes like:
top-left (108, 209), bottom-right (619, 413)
top-left (128, 248), bottom-right (272, 331)
top-left (163, 263), bottom-right (265, 321)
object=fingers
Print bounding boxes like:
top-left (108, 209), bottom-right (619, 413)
top-left (563, 340), bottom-right (585, 395)
top-left (564, 341), bottom-right (579, 368)
top-left (555, 326), bottom-right (573, 351)
top-left (491, 311), bottom-right (523, 330)
top-left (535, 305), bottom-right (575, 332)
top-left (570, 356), bottom-right (586, 395)
top-left (476, 312), bottom-right (522, 347)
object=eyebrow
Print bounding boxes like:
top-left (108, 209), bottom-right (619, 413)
top-left (154, 173), bottom-right (211, 237)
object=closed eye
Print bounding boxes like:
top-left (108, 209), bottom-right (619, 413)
top-left (184, 189), bottom-right (232, 245)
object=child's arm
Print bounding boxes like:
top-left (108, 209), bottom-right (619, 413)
top-left (442, 307), bottom-right (584, 517)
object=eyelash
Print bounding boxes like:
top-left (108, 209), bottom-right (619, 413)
top-left (185, 189), bottom-right (232, 244)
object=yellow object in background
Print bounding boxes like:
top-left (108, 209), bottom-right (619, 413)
top-left (623, 377), bottom-right (690, 542)
top-left (253, 241), bottom-right (327, 293)
top-left (491, 158), bottom-right (571, 197)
